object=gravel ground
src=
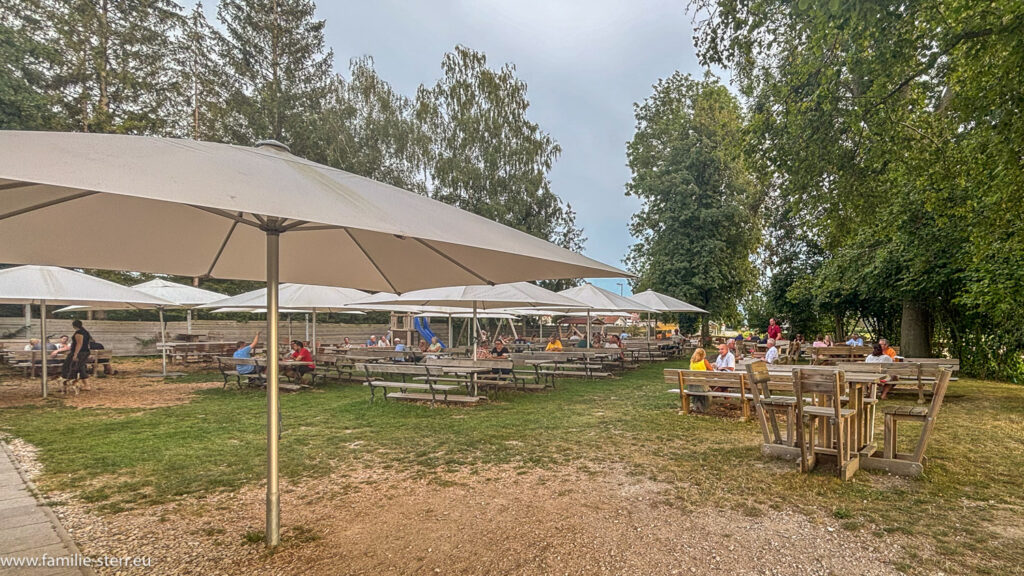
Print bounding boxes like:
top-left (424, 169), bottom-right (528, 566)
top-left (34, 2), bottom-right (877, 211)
top-left (0, 358), bottom-right (220, 409)
top-left (5, 438), bottom-right (908, 576)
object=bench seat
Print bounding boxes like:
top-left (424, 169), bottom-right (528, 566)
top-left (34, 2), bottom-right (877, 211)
top-left (385, 392), bottom-right (483, 404)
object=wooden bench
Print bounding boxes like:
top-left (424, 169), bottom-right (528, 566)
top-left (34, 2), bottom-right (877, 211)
top-left (422, 358), bottom-right (537, 392)
top-left (355, 363), bottom-right (480, 406)
top-left (512, 352), bottom-right (613, 384)
top-left (811, 345), bottom-right (873, 365)
top-left (316, 353), bottom-right (356, 380)
top-left (665, 369), bottom-right (750, 420)
top-left (216, 356), bottom-right (266, 389)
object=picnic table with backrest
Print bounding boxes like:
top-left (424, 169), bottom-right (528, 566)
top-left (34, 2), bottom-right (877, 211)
top-left (423, 357), bottom-right (527, 392)
top-left (861, 368), bottom-right (953, 477)
top-left (344, 347), bottom-right (422, 363)
top-left (510, 351), bottom-right (612, 385)
top-left (10, 349), bottom-right (114, 378)
top-left (216, 356), bottom-right (266, 389)
top-left (355, 362), bottom-right (480, 406)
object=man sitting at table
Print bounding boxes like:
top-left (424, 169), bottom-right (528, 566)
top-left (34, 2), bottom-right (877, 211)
top-left (233, 332), bottom-right (264, 377)
top-left (764, 338), bottom-right (779, 364)
top-left (846, 333), bottom-right (864, 346)
top-left (545, 335), bottom-right (563, 351)
top-left (366, 335), bottom-right (377, 347)
top-left (713, 343), bottom-right (736, 371)
top-left (50, 334), bottom-right (70, 357)
top-left (24, 338), bottom-right (40, 351)
top-left (879, 338), bottom-right (899, 361)
top-left (283, 339), bottom-right (315, 381)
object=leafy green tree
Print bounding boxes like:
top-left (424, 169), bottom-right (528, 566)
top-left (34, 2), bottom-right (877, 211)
top-left (0, 0), bottom-right (63, 129)
top-left (313, 56), bottom-right (429, 191)
top-left (216, 0), bottom-right (333, 155)
top-left (625, 72), bottom-right (759, 341)
top-left (416, 45), bottom-right (576, 242)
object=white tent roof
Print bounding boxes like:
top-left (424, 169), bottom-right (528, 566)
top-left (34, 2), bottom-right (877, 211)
top-left (132, 278), bottom-right (227, 307)
top-left (557, 284), bottom-right (656, 313)
top-left (629, 289), bottom-right (708, 314)
top-left (209, 307), bottom-right (317, 314)
top-left (349, 282), bottom-right (588, 310)
top-left (201, 283), bottom-right (370, 313)
top-left (0, 265), bottom-right (175, 308)
top-left (0, 132), bottom-right (627, 291)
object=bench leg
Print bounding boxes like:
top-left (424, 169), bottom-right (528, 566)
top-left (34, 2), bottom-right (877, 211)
top-left (883, 415), bottom-right (896, 459)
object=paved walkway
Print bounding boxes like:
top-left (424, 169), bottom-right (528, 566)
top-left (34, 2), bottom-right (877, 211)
top-left (0, 443), bottom-right (91, 576)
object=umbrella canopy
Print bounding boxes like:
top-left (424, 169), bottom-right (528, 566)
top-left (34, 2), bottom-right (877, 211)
top-left (629, 289), bottom-right (708, 313)
top-left (0, 265), bottom-right (175, 308)
top-left (201, 283), bottom-right (370, 313)
top-left (132, 278), bottom-right (226, 307)
top-left (0, 132), bottom-right (626, 290)
top-left (0, 131), bottom-right (628, 548)
top-left (350, 282), bottom-right (588, 310)
top-left (209, 307), bottom-right (315, 314)
top-left (418, 311), bottom-right (518, 319)
top-left (557, 284), bottom-right (656, 313)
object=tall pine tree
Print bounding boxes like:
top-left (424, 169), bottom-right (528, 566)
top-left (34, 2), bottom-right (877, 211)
top-left (170, 1), bottom-right (226, 140)
top-left (217, 0), bottom-right (333, 154)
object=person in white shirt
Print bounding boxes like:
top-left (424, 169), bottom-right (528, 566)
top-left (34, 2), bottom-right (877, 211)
top-left (713, 344), bottom-right (735, 371)
top-left (764, 338), bottom-right (780, 364)
top-left (865, 343), bottom-right (894, 364)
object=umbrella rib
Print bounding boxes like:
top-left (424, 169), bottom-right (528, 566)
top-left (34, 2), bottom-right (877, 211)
top-left (413, 238), bottom-right (494, 285)
top-left (206, 218), bottom-right (240, 277)
top-left (0, 182), bottom-right (38, 191)
top-left (190, 205), bottom-right (263, 228)
top-left (0, 191), bottom-right (98, 221)
top-left (343, 228), bottom-right (399, 293)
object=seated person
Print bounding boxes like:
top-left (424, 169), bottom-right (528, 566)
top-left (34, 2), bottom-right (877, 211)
top-left (341, 337), bottom-right (352, 349)
top-left (713, 343), bottom-right (736, 372)
top-left (283, 339), bottom-right (314, 380)
top-left (879, 338), bottom-right (899, 361)
top-left (545, 335), bottom-right (563, 351)
top-left (376, 336), bottom-right (390, 347)
top-left (366, 335), bottom-right (377, 347)
top-left (418, 339), bottom-right (429, 354)
top-left (812, 334), bottom-right (827, 348)
top-left (726, 338), bottom-right (743, 360)
top-left (604, 334), bottom-right (622, 349)
top-left (689, 347), bottom-right (713, 371)
top-left (764, 338), bottom-right (779, 364)
top-left (427, 336), bottom-right (443, 353)
top-left (233, 332), bottom-right (264, 376)
top-left (489, 340), bottom-right (512, 375)
top-left (823, 334), bottom-right (834, 346)
top-left (52, 334), bottom-right (71, 355)
top-left (865, 343), bottom-right (894, 364)
top-left (846, 333), bottom-right (864, 346)
top-left (394, 338), bottom-right (406, 352)
top-left (24, 338), bottom-right (40, 351)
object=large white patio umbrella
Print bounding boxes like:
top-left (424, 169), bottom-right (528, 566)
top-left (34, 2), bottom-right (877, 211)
top-left (201, 283), bottom-right (369, 358)
top-left (557, 284), bottom-right (655, 347)
top-left (0, 266), bottom-right (174, 396)
top-left (0, 131), bottom-right (627, 546)
top-left (629, 289), bottom-right (709, 344)
top-left (351, 282), bottom-right (588, 359)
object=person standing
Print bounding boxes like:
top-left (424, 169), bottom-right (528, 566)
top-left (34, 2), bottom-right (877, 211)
top-left (62, 319), bottom-right (93, 392)
top-left (767, 318), bottom-right (782, 341)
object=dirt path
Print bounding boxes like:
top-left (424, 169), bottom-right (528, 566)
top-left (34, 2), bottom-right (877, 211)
top-left (31, 463), bottom-right (905, 576)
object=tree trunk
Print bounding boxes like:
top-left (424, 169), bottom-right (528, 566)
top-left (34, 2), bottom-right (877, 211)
top-left (900, 300), bottom-right (932, 357)
top-left (700, 316), bottom-right (709, 346)
top-left (833, 312), bottom-right (846, 342)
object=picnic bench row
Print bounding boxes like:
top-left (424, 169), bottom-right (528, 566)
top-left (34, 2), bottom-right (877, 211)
top-left (3, 349), bottom-right (115, 377)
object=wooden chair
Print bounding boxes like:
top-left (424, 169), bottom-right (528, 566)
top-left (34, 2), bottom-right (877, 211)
top-left (793, 368), bottom-right (858, 480)
top-left (745, 361), bottom-right (796, 447)
top-left (862, 368), bottom-right (952, 477)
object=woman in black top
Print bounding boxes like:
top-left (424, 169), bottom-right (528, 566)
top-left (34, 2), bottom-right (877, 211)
top-left (62, 319), bottom-right (93, 390)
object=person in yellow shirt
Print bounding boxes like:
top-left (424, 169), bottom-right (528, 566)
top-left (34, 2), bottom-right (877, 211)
top-left (545, 335), bottom-right (563, 351)
top-left (689, 348), bottom-right (713, 371)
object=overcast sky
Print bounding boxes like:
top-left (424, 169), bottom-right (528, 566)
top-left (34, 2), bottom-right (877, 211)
top-left (207, 1), bottom-right (711, 295)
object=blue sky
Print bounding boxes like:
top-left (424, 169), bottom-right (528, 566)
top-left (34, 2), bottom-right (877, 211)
top-left (206, 1), bottom-right (710, 295)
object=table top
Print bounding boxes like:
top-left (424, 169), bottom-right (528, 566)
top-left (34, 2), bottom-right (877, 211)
top-left (440, 366), bottom-right (494, 374)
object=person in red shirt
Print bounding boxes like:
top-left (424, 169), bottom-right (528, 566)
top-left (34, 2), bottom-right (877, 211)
top-left (283, 340), bottom-right (315, 382)
top-left (767, 318), bottom-right (782, 340)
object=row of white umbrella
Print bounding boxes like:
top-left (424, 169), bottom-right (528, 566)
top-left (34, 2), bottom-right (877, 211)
top-left (0, 130), bottom-right (696, 546)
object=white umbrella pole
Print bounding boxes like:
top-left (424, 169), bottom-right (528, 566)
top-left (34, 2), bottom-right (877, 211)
top-left (473, 303), bottom-right (478, 361)
top-left (160, 308), bottom-right (167, 377)
top-left (311, 311), bottom-right (317, 358)
top-left (265, 231), bottom-right (281, 548)
top-left (448, 315), bottom-right (453, 348)
top-left (40, 301), bottom-right (47, 398)
top-left (24, 304), bottom-right (31, 329)
top-left (304, 314), bottom-right (309, 342)
top-left (539, 319), bottom-right (543, 340)
top-left (647, 312), bottom-right (651, 346)
top-left (186, 309), bottom-right (192, 334)
top-left (587, 310), bottom-right (592, 349)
